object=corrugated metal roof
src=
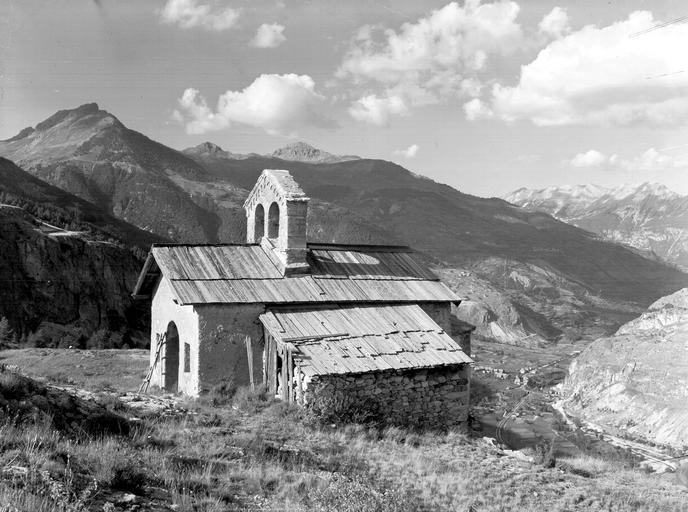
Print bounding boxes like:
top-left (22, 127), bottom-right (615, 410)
top-left (132, 243), bottom-right (459, 304)
top-left (260, 304), bottom-right (472, 377)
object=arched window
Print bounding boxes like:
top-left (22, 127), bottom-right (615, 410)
top-left (164, 321), bottom-right (180, 392)
top-left (254, 204), bottom-right (265, 242)
top-left (268, 202), bottom-right (280, 239)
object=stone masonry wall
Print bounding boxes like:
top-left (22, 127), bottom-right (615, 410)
top-left (305, 364), bottom-right (471, 429)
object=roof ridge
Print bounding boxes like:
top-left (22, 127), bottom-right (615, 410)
top-left (151, 243), bottom-right (260, 247)
top-left (307, 242), bottom-right (413, 252)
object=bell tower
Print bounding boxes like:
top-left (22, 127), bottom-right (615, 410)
top-left (244, 169), bottom-right (309, 275)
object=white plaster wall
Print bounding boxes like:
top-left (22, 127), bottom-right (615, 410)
top-left (150, 277), bottom-right (200, 395)
top-left (195, 304), bottom-right (266, 392)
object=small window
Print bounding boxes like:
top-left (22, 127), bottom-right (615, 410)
top-left (184, 343), bottom-right (191, 373)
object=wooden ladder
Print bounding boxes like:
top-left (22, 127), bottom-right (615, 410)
top-left (138, 332), bottom-right (166, 394)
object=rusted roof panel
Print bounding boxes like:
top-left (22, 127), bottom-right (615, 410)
top-left (260, 304), bottom-right (472, 377)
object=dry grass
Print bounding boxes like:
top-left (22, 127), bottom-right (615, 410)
top-left (0, 349), bottom-right (686, 511)
top-left (0, 348), bottom-right (149, 393)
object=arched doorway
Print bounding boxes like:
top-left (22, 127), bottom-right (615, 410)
top-left (163, 321), bottom-right (180, 392)
top-left (254, 204), bottom-right (265, 242)
top-left (268, 202), bottom-right (280, 239)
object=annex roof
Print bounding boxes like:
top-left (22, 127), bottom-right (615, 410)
top-left (132, 242), bottom-right (460, 305)
top-left (260, 304), bottom-right (472, 377)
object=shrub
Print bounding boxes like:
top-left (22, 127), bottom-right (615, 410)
top-left (533, 438), bottom-right (556, 468)
top-left (205, 378), bottom-right (237, 405)
top-left (0, 317), bottom-right (16, 349)
top-left (306, 475), bottom-right (423, 512)
top-left (304, 385), bottom-right (381, 426)
top-left (233, 385), bottom-right (271, 413)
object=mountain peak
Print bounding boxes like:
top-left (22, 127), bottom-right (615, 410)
top-left (271, 141), bottom-right (360, 163)
top-left (195, 141), bottom-right (226, 155)
top-left (33, 102), bottom-right (118, 134)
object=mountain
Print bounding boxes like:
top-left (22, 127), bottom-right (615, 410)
top-left (0, 158), bottom-right (159, 341)
top-left (269, 141), bottom-right (360, 163)
top-left (2, 104), bottom-right (687, 345)
top-left (0, 157), bottom-right (165, 252)
top-left (504, 183), bottom-right (688, 269)
top-left (561, 288), bottom-right (688, 449)
top-left (0, 103), bottom-right (223, 242)
top-left (182, 141), bottom-right (260, 161)
top-left (183, 140), bottom-right (360, 164)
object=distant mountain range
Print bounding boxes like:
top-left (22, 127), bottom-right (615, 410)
top-left (1, 103), bottom-right (687, 346)
top-left (504, 183), bottom-right (688, 270)
top-left (183, 140), bottom-right (360, 164)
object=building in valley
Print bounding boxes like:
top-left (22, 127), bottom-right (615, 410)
top-left (133, 169), bottom-right (473, 428)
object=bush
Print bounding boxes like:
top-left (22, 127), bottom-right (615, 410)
top-left (232, 385), bottom-right (271, 413)
top-left (86, 329), bottom-right (125, 349)
top-left (305, 385), bottom-right (381, 426)
top-left (0, 317), bottom-right (16, 349)
top-left (306, 474), bottom-right (423, 512)
top-left (205, 378), bottom-right (237, 405)
top-left (533, 438), bottom-right (556, 468)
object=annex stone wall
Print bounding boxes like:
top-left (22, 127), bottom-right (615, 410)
top-left (304, 364), bottom-right (470, 429)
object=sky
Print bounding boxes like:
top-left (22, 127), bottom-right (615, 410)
top-left (1, 0), bottom-right (688, 197)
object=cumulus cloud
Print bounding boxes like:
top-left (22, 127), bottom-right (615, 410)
top-left (619, 148), bottom-right (687, 172)
top-left (250, 23), bottom-right (286, 48)
top-left (172, 74), bottom-right (333, 136)
top-left (339, 0), bottom-right (523, 123)
top-left (538, 7), bottom-right (570, 38)
top-left (348, 94), bottom-right (409, 125)
top-left (463, 98), bottom-right (494, 120)
top-left (394, 144), bottom-right (420, 159)
top-left (568, 148), bottom-right (688, 171)
top-left (478, 11), bottom-right (688, 126)
top-left (160, 0), bottom-right (239, 31)
top-left (570, 150), bottom-right (607, 167)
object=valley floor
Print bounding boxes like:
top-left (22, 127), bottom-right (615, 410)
top-left (0, 348), bottom-right (686, 511)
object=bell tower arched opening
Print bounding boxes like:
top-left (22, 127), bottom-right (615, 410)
top-left (254, 204), bottom-right (265, 242)
top-left (268, 202), bottom-right (280, 239)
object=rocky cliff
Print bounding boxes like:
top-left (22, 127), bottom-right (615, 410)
top-left (0, 201), bottom-right (146, 343)
top-left (561, 288), bottom-right (688, 449)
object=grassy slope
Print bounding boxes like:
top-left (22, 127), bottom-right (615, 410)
top-left (0, 349), bottom-right (149, 392)
top-left (0, 349), bottom-right (686, 511)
